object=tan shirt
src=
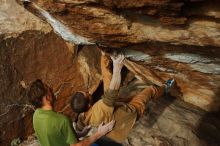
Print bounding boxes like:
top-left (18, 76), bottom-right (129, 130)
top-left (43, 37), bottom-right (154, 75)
top-left (76, 90), bottom-right (137, 143)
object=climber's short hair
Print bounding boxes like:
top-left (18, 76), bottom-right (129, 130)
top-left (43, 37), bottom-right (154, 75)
top-left (28, 79), bottom-right (48, 108)
top-left (71, 91), bottom-right (90, 113)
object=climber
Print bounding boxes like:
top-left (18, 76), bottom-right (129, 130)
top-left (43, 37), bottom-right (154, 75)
top-left (27, 79), bottom-right (115, 146)
top-left (71, 51), bottom-right (176, 143)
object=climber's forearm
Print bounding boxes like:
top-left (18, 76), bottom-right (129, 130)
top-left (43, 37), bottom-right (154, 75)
top-left (109, 67), bottom-right (122, 91)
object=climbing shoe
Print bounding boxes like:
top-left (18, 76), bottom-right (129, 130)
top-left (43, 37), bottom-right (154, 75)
top-left (165, 79), bottom-right (175, 95)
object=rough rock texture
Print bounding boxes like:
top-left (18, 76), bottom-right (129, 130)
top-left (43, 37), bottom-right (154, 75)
top-left (0, 1), bottom-right (102, 145)
top-left (127, 97), bottom-right (220, 146)
top-left (0, 0), bottom-right (51, 36)
top-left (22, 0), bottom-right (220, 47)
top-left (16, 0), bottom-right (220, 112)
top-left (0, 31), bottom-right (102, 145)
top-left (0, 0), bottom-right (220, 145)
top-left (123, 44), bottom-right (220, 111)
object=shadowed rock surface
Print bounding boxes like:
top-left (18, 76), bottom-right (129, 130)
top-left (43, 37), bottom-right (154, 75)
top-left (127, 97), bottom-right (220, 146)
top-left (0, 0), bottom-right (220, 145)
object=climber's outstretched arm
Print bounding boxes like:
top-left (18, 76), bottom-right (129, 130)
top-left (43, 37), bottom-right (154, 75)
top-left (108, 53), bottom-right (124, 91)
top-left (101, 53), bottom-right (125, 107)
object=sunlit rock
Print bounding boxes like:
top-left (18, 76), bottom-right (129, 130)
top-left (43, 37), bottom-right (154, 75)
top-left (0, 0), bottom-right (220, 145)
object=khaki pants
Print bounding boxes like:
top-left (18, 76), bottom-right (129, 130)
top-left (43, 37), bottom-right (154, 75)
top-left (128, 85), bottom-right (165, 116)
top-left (101, 54), bottom-right (165, 116)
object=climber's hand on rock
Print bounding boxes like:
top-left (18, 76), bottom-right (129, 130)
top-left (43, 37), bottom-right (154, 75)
top-left (110, 53), bottom-right (125, 71)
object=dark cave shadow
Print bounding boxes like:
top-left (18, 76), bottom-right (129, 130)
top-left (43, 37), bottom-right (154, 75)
top-left (143, 95), bottom-right (177, 128)
top-left (92, 82), bottom-right (104, 104)
top-left (92, 66), bottom-right (130, 104)
top-left (195, 111), bottom-right (220, 146)
top-left (194, 87), bottom-right (220, 146)
top-left (141, 80), bottom-right (183, 128)
top-left (95, 136), bottom-right (123, 146)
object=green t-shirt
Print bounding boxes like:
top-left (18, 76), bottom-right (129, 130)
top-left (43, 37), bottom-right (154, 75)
top-left (33, 109), bottom-right (77, 146)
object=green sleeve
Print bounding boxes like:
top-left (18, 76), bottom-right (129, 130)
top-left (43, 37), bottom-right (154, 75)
top-left (102, 89), bottom-right (119, 107)
top-left (62, 118), bottom-right (78, 145)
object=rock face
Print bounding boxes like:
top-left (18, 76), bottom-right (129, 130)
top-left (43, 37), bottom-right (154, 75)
top-left (22, 0), bottom-right (220, 47)
top-left (127, 97), bottom-right (220, 146)
top-left (0, 30), bottom-right (102, 145)
top-left (15, 0), bottom-right (220, 111)
top-left (0, 1), bottom-right (102, 144)
top-left (123, 44), bottom-right (220, 111)
top-left (0, 0), bottom-right (220, 145)
top-left (0, 30), bottom-right (103, 145)
top-left (0, 0), bottom-right (50, 35)
top-left (16, 0), bottom-right (220, 112)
